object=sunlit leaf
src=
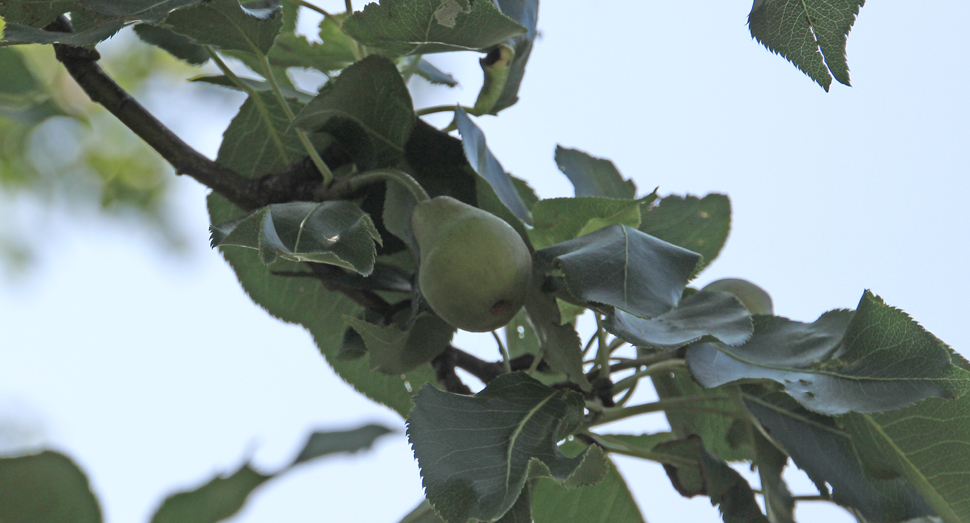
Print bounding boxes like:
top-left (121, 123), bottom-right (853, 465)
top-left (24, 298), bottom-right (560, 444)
top-left (687, 291), bottom-right (970, 415)
top-left (162, 0), bottom-right (282, 55)
top-left (529, 196), bottom-right (647, 250)
top-left (408, 373), bottom-right (607, 523)
top-left (343, 0), bottom-right (526, 56)
top-left (554, 146), bottom-right (637, 200)
top-left (639, 193), bottom-right (730, 273)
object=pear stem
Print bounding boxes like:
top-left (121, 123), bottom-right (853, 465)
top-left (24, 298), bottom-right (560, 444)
top-left (348, 169), bottom-right (431, 202)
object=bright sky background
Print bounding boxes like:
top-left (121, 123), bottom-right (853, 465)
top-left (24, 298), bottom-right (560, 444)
top-left (2, 1), bottom-right (969, 522)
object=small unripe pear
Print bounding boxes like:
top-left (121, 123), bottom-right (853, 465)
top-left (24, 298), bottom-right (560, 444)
top-left (412, 196), bottom-right (532, 332)
top-left (702, 278), bottom-right (774, 315)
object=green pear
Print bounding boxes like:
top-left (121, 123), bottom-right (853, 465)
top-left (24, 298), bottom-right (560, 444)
top-left (411, 196), bottom-right (532, 332)
top-left (702, 278), bottom-right (774, 315)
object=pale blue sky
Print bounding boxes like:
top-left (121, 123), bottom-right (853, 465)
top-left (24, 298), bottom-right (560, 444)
top-left (1, 1), bottom-right (968, 522)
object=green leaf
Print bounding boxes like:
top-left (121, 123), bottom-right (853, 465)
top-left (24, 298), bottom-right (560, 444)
top-left (209, 86), bottom-right (434, 418)
top-left (532, 442), bottom-right (645, 523)
top-left (0, 450), bottom-right (102, 523)
top-left (654, 436), bottom-right (769, 523)
top-left (210, 201), bottom-right (382, 276)
top-left (342, 0), bottom-right (526, 56)
top-left (687, 291), bottom-right (970, 415)
top-left (650, 376), bottom-right (753, 462)
top-left (416, 59), bottom-right (458, 87)
top-left (529, 196), bottom-right (648, 250)
top-left (748, 0), bottom-right (864, 90)
top-left (639, 193), bottom-right (731, 273)
top-left (750, 427), bottom-right (795, 523)
top-left (554, 146), bottom-right (637, 200)
top-left (0, 47), bottom-right (72, 127)
top-left (843, 394), bottom-right (970, 522)
top-left (524, 282), bottom-right (590, 391)
top-left (343, 313), bottom-right (454, 374)
top-left (743, 390), bottom-right (935, 522)
top-left (292, 55), bottom-right (415, 169)
top-left (152, 424), bottom-right (392, 523)
top-left (398, 500), bottom-right (446, 523)
top-left (291, 423), bottom-right (394, 465)
top-left (473, 44), bottom-right (514, 115)
top-left (586, 432), bottom-right (677, 463)
top-left (161, 0), bottom-right (283, 55)
top-left (269, 13), bottom-right (357, 72)
top-left (534, 224), bottom-right (701, 319)
top-left (702, 278), bottom-right (774, 316)
top-left (455, 107), bottom-right (532, 225)
top-left (133, 24), bottom-right (209, 65)
top-left (151, 465), bottom-right (271, 523)
top-left (404, 119), bottom-right (478, 203)
top-left (604, 289), bottom-right (753, 349)
top-left (190, 74), bottom-right (314, 102)
top-left (487, 0), bottom-right (538, 113)
top-left (0, 0), bottom-right (203, 45)
top-left (407, 373), bottom-right (607, 523)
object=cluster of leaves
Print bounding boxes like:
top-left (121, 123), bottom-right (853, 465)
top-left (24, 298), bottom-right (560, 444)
top-left (3, 1), bottom-right (967, 523)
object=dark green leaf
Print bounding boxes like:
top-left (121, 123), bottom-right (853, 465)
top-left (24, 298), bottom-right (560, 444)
top-left (487, 0), bottom-right (538, 113)
top-left (343, 313), bottom-right (454, 374)
top-left (455, 107), bottom-right (531, 225)
top-left (407, 373), bottom-right (607, 523)
top-left (210, 201), bottom-right (382, 275)
top-left (748, 0), bottom-right (864, 90)
top-left (743, 390), bottom-right (935, 522)
top-left (529, 196), bottom-right (647, 250)
top-left (416, 59), bottom-right (458, 87)
top-left (1, 17), bottom-right (125, 45)
top-left (0, 450), bottom-right (102, 523)
top-left (162, 0), bottom-right (283, 55)
top-left (554, 146), bottom-right (637, 200)
top-left (586, 432), bottom-right (678, 463)
top-left (654, 436), bottom-right (769, 523)
top-left (497, 485), bottom-right (532, 523)
top-left (209, 87), bottom-right (435, 418)
top-left (604, 289), bottom-right (753, 349)
top-left (511, 175), bottom-right (539, 210)
top-left (0, 1), bottom-right (76, 28)
top-left (134, 24), bottom-right (209, 65)
top-left (403, 119), bottom-right (478, 203)
top-left (292, 423), bottom-right (393, 465)
top-left (342, 0), bottom-right (526, 55)
top-left (151, 465), bottom-right (271, 523)
top-left (190, 74), bottom-right (314, 102)
top-left (524, 282), bottom-right (590, 391)
top-left (292, 55), bottom-right (414, 169)
top-left (532, 441), bottom-right (645, 523)
top-left (843, 392), bottom-right (970, 522)
top-left (473, 44), bottom-right (514, 115)
top-left (505, 309), bottom-right (540, 359)
top-left (534, 224), bottom-right (701, 319)
top-left (687, 291), bottom-right (970, 415)
top-left (639, 193), bottom-right (730, 273)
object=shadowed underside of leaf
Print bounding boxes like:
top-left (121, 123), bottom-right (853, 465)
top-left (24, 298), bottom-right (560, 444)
top-left (687, 291), bottom-right (970, 415)
top-left (748, 0), bottom-right (865, 91)
top-left (743, 390), bottom-right (936, 522)
top-left (407, 373), bottom-right (607, 523)
top-left (534, 224), bottom-right (701, 319)
top-left (554, 146), bottom-right (637, 200)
